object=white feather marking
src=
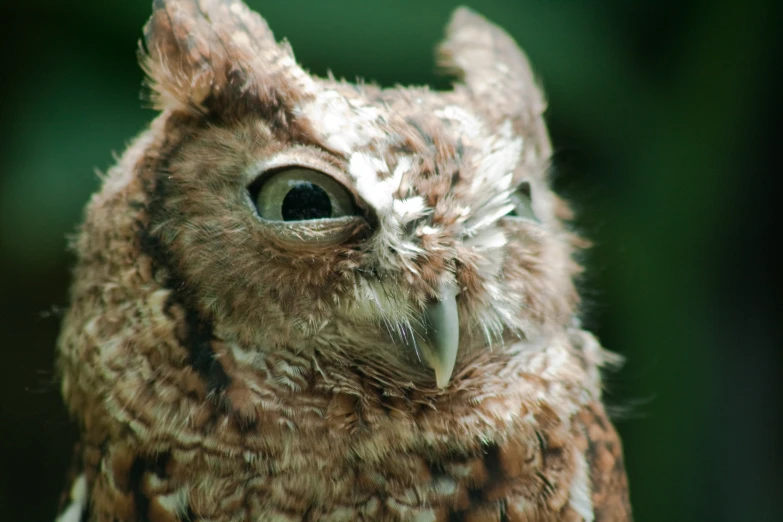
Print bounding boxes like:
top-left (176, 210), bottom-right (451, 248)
top-left (231, 31), bottom-right (251, 48)
top-left (463, 228), bottom-right (507, 250)
top-left (393, 196), bottom-right (427, 223)
top-left (412, 510), bottom-right (438, 522)
top-left (470, 120), bottom-right (521, 195)
top-left (350, 152), bottom-right (401, 211)
top-left (464, 203), bottom-right (516, 234)
top-left (435, 105), bottom-right (484, 139)
top-left (275, 55), bottom-right (319, 95)
top-left (55, 474), bottom-right (87, 522)
top-left (460, 120), bottom-right (523, 235)
top-left (296, 91), bottom-right (384, 155)
top-left (392, 155), bottom-right (413, 179)
top-left (418, 225), bottom-right (440, 236)
top-left (157, 488), bottom-right (188, 515)
top-left (569, 451), bottom-right (595, 521)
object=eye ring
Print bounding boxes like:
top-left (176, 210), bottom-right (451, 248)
top-left (249, 167), bottom-right (358, 222)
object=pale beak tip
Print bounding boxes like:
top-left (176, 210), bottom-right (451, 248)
top-left (421, 282), bottom-right (460, 389)
top-left (434, 363), bottom-right (456, 389)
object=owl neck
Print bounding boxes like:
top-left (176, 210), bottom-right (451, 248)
top-left (188, 329), bottom-right (592, 465)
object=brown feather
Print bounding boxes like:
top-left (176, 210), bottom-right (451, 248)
top-left (55, 1), bottom-right (631, 521)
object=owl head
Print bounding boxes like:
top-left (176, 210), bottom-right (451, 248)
top-left (61, 0), bottom-right (584, 419)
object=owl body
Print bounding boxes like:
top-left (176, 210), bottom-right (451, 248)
top-left (56, 1), bottom-right (631, 521)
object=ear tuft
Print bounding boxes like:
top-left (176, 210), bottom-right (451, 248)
top-left (139, 0), bottom-right (315, 115)
top-left (438, 7), bottom-right (551, 160)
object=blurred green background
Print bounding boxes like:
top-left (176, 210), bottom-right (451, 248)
top-left (1, 1), bottom-right (779, 520)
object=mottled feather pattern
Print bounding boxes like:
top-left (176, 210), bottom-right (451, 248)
top-left (56, 1), bottom-right (631, 520)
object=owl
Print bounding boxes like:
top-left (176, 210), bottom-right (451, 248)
top-left (55, 1), bottom-right (631, 521)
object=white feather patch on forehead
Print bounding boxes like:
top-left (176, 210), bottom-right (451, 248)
top-left (349, 152), bottom-right (398, 212)
top-left (345, 151), bottom-right (425, 275)
top-left (296, 90), bottom-right (384, 156)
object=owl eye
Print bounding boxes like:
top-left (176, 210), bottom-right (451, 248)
top-left (250, 168), bottom-right (357, 221)
top-left (506, 181), bottom-right (539, 222)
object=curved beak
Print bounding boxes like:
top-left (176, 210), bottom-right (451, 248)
top-left (417, 283), bottom-right (460, 388)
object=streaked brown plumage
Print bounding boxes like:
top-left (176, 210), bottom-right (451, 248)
top-left (55, 1), bottom-right (632, 520)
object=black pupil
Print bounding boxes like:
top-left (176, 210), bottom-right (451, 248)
top-left (281, 182), bottom-right (332, 221)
